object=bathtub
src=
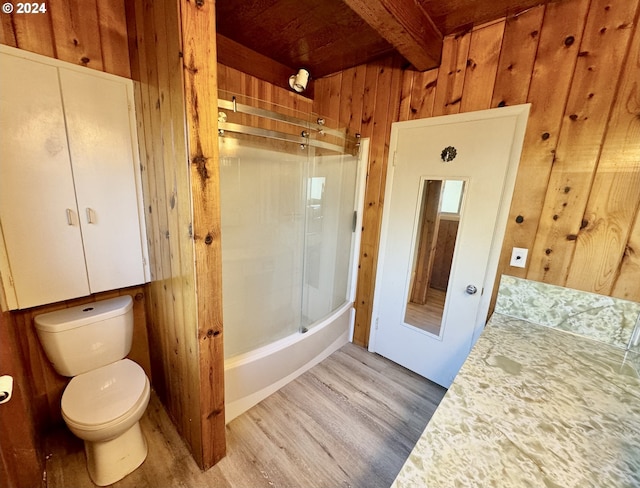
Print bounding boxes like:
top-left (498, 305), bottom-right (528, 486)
top-left (224, 301), bottom-right (353, 423)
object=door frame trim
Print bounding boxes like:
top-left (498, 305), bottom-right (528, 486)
top-left (369, 104), bottom-right (530, 354)
top-left (348, 138), bottom-right (370, 340)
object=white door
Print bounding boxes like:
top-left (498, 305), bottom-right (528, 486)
top-left (370, 106), bottom-right (529, 388)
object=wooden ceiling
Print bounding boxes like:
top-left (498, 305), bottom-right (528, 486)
top-left (216, 0), bottom-right (558, 91)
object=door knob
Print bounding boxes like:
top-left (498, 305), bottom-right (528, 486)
top-left (466, 285), bottom-right (478, 295)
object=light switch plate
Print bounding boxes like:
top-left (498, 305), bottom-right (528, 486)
top-left (510, 247), bottom-right (528, 268)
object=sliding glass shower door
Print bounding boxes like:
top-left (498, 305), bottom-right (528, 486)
top-left (301, 151), bottom-right (358, 330)
top-left (219, 137), bottom-right (307, 357)
top-left (218, 95), bottom-right (361, 359)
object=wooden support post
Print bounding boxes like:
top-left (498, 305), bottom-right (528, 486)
top-left (180, 0), bottom-right (226, 469)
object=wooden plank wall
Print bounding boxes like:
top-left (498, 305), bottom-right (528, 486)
top-left (0, 310), bottom-right (44, 488)
top-left (126, 0), bottom-right (195, 456)
top-left (218, 64), bottom-right (313, 115)
top-left (127, 0), bottom-right (225, 469)
top-left (314, 0), bottom-right (640, 346)
top-left (0, 0), bottom-right (130, 77)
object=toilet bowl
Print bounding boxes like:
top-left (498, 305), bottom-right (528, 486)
top-left (61, 359), bottom-right (150, 486)
top-left (34, 296), bottom-right (150, 486)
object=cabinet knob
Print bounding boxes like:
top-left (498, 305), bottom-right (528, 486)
top-left (85, 208), bottom-right (95, 224)
top-left (66, 209), bottom-right (74, 226)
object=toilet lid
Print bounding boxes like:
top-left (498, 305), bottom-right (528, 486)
top-left (62, 359), bottom-right (147, 426)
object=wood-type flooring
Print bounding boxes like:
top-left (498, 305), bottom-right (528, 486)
top-left (404, 287), bottom-right (446, 335)
top-left (45, 343), bottom-right (446, 488)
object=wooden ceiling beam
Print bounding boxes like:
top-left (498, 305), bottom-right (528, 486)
top-left (216, 34), bottom-right (314, 98)
top-left (343, 0), bottom-right (443, 71)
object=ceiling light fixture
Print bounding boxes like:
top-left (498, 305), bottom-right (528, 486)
top-left (289, 68), bottom-right (310, 93)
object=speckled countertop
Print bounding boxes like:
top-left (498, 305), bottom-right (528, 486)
top-left (392, 313), bottom-right (640, 488)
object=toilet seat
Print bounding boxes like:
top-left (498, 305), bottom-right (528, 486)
top-left (62, 359), bottom-right (148, 429)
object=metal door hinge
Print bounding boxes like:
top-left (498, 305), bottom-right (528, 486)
top-left (392, 151), bottom-right (398, 167)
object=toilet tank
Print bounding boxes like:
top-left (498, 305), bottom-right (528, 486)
top-left (34, 295), bottom-right (134, 377)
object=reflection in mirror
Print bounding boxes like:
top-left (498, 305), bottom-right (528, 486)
top-left (404, 179), bottom-right (465, 335)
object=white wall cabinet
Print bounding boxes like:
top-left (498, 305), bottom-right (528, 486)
top-left (0, 46), bottom-right (150, 310)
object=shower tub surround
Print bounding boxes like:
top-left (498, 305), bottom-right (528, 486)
top-left (392, 277), bottom-right (640, 487)
top-left (217, 102), bottom-right (365, 423)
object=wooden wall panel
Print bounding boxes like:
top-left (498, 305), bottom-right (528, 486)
top-left (528, 0), bottom-right (639, 285)
top-left (50, 0), bottom-right (104, 71)
top-left (0, 11), bottom-right (17, 46)
top-left (496, 0), bottom-right (591, 284)
top-left (432, 31), bottom-right (471, 116)
top-left (128, 0), bottom-right (163, 402)
top-left (400, 68), bottom-right (439, 121)
top-left (339, 65), bottom-right (367, 135)
top-left (96, 0), bottom-right (131, 77)
top-left (215, 33), bottom-right (309, 96)
top-left (357, 57), bottom-right (405, 345)
top-left (0, 310), bottom-right (44, 488)
top-left (614, 209), bottom-right (640, 301)
top-left (0, 0), bottom-right (129, 77)
top-left (460, 20), bottom-right (504, 113)
top-left (397, 68), bottom-right (414, 121)
top-left (608, 30), bottom-right (640, 301)
top-left (0, 6), bottom-right (54, 57)
top-left (316, 0), bottom-right (640, 347)
top-left (315, 70), bottom-right (342, 123)
top-left (168, 0), bottom-right (202, 457)
top-left (146, 0), bottom-right (186, 434)
top-left (129, 0), bottom-right (198, 466)
top-left (129, 0), bottom-right (226, 470)
top-left (565, 16), bottom-right (640, 298)
top-left (490, 6), bottom-right (544, 108)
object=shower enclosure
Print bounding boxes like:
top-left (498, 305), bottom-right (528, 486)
top-left (217, 93), bottom-right (365, 421)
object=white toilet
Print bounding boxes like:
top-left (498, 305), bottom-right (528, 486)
top-left (34, 295), bottom-right (150, 486)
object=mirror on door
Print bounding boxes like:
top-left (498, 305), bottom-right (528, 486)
top-left (404, 179), bottom-right (465, 335)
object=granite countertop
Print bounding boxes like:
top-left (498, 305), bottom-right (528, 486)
top-left (392, 313), bottom-right (640, 488)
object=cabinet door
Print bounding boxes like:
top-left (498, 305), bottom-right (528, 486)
top-left (0, 53), bottom-right (90, 308)
top-left (58, 69), bottom-right (146, 293)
